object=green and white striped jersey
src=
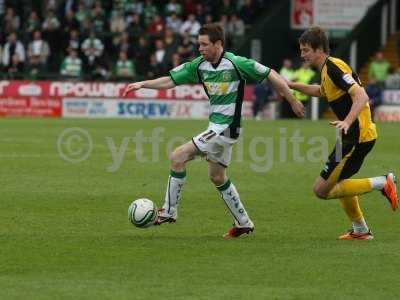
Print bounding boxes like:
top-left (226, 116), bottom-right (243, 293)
top-left (169, 51), bottom-right (270, 138)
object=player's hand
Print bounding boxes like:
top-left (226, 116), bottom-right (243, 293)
top-left (123, 82), bottom-right (144, 96)
top-left (290, 100), bottom-right (305, 118)
top-left (283, 77), bottom-right (293, 88)
top-left (330, 120), bottom-right (350, 134)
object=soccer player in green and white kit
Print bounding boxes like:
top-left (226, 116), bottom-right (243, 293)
top-left (124, 23), bottom-right (304, 239)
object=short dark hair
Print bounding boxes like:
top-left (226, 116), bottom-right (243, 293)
top-left (199, 23), bottom-right (225, 46)
top-left (299, 26), bottom-right (330, 54)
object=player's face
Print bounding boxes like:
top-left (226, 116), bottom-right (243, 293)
top-left (300, 43), bottom-right (322, 67)
top-left (198, 35), bottom-right (219, 62)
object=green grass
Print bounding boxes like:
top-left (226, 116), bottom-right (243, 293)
top-left (0, 118), bottom-right (399, 300)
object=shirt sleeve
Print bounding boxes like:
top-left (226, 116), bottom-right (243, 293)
top-left (235, 56), bottom-right (271, 82)
top-left (326, 60), bottom-right (357, 93)
top-left (169, 60), bottom-right (200, 85)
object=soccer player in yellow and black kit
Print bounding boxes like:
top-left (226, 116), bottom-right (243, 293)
top-left (288, 27), bottom-right (398, 240)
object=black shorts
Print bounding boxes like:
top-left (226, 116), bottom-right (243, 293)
top-left (320, 140), bottom-right (376, 181)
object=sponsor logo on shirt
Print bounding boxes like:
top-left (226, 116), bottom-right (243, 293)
top-left (204, 82), bottom-right (229, 94)
top-left (222, 71), bottom-right (232, 81)
top-left (342, 73), bottom-right (355, 85)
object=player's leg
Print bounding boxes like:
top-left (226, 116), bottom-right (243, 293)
top-left (156, 141), bottom-right (200, 225)
top-left (315, 141), bottom-right (397, 210)
top-left (313, 141), bottom-right (371, 237)
top-left (208, 160), bottom-right (254, 239)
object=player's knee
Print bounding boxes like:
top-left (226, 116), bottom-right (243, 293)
top-left (313, 186), bottom-right (328, 199)
top-left (169, 147), bottom-right (186, 168)
top-left (209, 173), bottom-right (226, 186)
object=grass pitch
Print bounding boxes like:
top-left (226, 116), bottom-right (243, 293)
top-left (0, 118), bottom-right (399, 299)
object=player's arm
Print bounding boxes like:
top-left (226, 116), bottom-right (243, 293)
top-left (267, 69), bottom-right (305, 118)
top-left (123, 76), bottom-right (176, 96)
top-left (331, 85), bottom-right (369, 133)
top-left (287, 81), bottom-right (322, 97)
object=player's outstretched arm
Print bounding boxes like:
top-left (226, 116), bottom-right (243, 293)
top-left (288, 80), bottom-right (322, 97)
top-left (123, 76), bottom-right (176, 96)
top-left (330, 85), bottom-right (369, 134)
top-left (267, 69), bottom-right (305, 118)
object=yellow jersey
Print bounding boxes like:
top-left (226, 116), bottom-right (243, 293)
top-left (319, 56), bottom-right (377, 143)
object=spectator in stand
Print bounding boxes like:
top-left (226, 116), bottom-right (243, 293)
top-left (293, 61), bottom-right (316, 118)
top-left (110, 10), bottom-right (127, 46)
top-left (154, 39), bottom-right (167, 72)
top-left (66, 29), bottom-right (81, 55)
top-left (165, 0), bottom-right (183, 16)
top-left (219, 0), bottom-right (235, 16)
top-left (279, 58), bottom-right (296, 82)
top-left (368, 51), bottom-right (391, 87)
top-left (114, 50), bottom-right (136, 79)
top-left (203, 14), bottom-right (214, 25)
top-left (163, 28), bottom-right (179, 68)
top-left (25, 11), bottom-right (41, 37)
top-left (27, 54), bottom-right (45, 80)
top-left (143, 0), bottom-right (158, 26)
top-left (146, 14), bottom-right (166, 38)
top-left (195, 3), bottom-right (206, 25)
top-left (81, 30), bottom-right (104, 74)
top-left (27, 30), bottom-right (50, 66)
top-left (75, 2), bottom-right (89, 26)
top-left (365, 78), bottom-right (383, 116)
top-left (170, 53), bottom-right (181, 69)
top-left (60, 48), bottom-right (82, 78)
top-left (124, 0), bottom-right (143, 15)
top-left (126, 13), bottom-right (144, 41)
top-left (177, 33), bottom-right (196, 61)
top-left (3, 7), bottom-right (21, 37)
top-left (239, 0), bottom-right (257, 25)
top-left (7, 53), bottom-right (24, 79)
top-left (91, 1), bottom-right (106, 35)
top-left (279, 58), bottom-right (298, 118)
top-left (116, 31), bottom-right (134, 59)
top-left (166, 13), bottom-right (182, 34)
top-left (385, 65), bottom-right (400, 89)
top-left (42, 9), bottom-right (61, 70)
top-left (252, 80), bottom-right (275, 119)
top-left (2, 32), bottom-right (25, 69)
top-left (182, 0), bottom-right (197, 15)
top-left (218, 14), bottom-right (230, 47)
top-left (42, 9), bottom-right (60, 31)
top-left (180, 14), bottom-right (201, 41)
top-left (134, 36), bottom-right (151, 76)
top-left (62, 10), bottom-right (80, 36)
top-left (227, 13), bottom-right (245, 48)
top-left (146, 53), bottom-right (163, 79)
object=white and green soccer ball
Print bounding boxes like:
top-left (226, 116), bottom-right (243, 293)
top-left (128, 198), bottom-right (158, 228)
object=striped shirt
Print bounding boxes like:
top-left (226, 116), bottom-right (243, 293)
top-left (169, 51), bottom-right (270, 138)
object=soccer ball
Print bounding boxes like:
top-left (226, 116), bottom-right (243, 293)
top-left (128, 198), bottom-right (158, 228)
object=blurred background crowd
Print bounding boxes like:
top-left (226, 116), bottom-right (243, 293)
top-left (0, 0), bottom-right (272, 81)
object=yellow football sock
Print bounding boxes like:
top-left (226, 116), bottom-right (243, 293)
top-left (327, 178), bottom-right (373, 199)
top-left (339, 196), bottom-right (363, 222)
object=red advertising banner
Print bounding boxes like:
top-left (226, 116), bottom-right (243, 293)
top-left (0, 97), bottom-right (61, 117)
top-left (0, 80), bottom-right (255, 101)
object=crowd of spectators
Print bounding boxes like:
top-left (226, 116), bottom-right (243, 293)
top-left (0, 0), bottom-right (271, 81)
top-left (365, 51), bottom-right (400, 108)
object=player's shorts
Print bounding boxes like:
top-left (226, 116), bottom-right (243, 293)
top-left (320, 139), bottom-right (376, 182)
top-left (192, 129), bottom-right (237, 167)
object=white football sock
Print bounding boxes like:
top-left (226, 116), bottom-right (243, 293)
top-left (352, 217), bottom-right (369, 233)
top-left (217, 180), bottom-right (253, 228)
top-left (369, 176), bottom-right (386, 190)
top-left (162, 170), bottom-right (186, 217)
